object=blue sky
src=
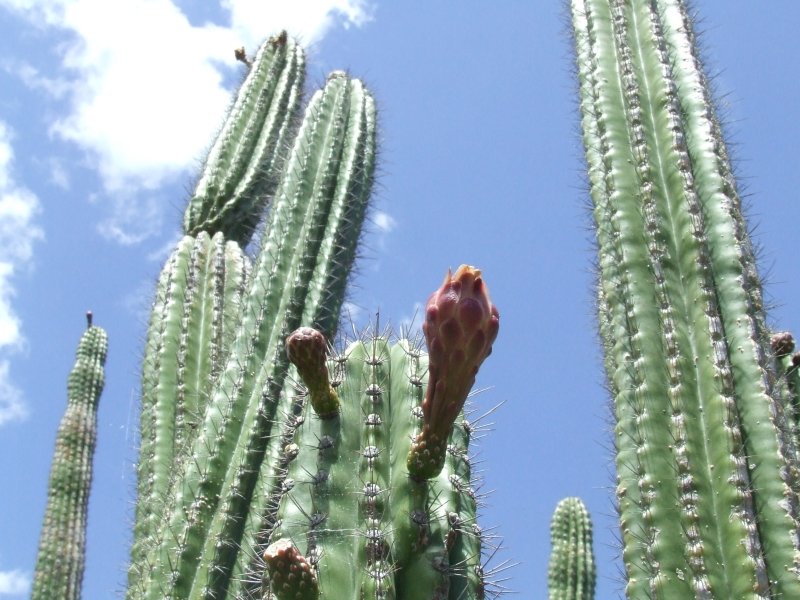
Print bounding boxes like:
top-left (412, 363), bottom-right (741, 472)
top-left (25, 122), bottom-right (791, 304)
top-left (0, 1), bottom-right (799, 597)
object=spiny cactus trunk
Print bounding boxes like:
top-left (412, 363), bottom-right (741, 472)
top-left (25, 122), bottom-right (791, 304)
top-left (259, 267), bottom-right (499, 600)
top-left (261, 334), bottom-right (488, 600)
top-left (31, 316), bottom-right (108, 600)
top-left (127, 33), bottom-right (378, 600)
top-left (571, 0), bottom-right (800, 597)
top-left (547, 498), bottom-right (595, 600)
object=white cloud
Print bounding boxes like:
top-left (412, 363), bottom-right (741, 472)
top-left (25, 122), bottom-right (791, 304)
top-left (0, 362), bottom-right (27, 426)
top-left (0, 122), bottom-right (42, 426)
top-left (223, 0), bottom-right (373, 49)
top-left (372, 210), bottom-right (396, 233)
top-left (2, 0), bottom-right (375, 243)
top-left (0, 568), bottom-right (30, 595)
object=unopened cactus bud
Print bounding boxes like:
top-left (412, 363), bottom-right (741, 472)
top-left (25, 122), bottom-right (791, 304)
top-left (407, 265), bottom-right (499, 480)
top-left (263, 539), bottom-right (319, 600)
top-left (771, 331), bottom-right (795, 357)
top-left (286, 327), bottom-right (339, 418)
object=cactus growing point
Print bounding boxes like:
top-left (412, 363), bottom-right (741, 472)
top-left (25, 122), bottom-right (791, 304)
top-left (408, 265), bottom-right (499, 480)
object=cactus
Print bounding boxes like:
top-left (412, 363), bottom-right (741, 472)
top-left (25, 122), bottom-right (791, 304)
top-left (121, 29), bottom-right (503, 599)
top-left (548, 498), bottom-right (595, 600)
top-left (571, 0), bottom-right (800, 596)
top-left (31, 314), bottom-right (108, 600)
top-left (260, 282), bottom-right (498, 600)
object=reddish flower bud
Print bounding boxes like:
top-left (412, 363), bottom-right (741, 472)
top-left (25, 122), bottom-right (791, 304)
top-left (286, 327), bottom-right (339, 418)
top-left (263, 538), bottom-right (319, 600)
top-left (408, 265), bottom-right (499, 480)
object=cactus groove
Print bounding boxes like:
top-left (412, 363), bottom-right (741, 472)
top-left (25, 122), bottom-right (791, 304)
top-left (571, 0), bottom-right (800, 596)
top-left (31, 316), bottom-right (108, 600)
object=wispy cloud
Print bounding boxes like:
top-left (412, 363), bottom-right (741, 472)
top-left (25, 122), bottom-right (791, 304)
top-left (372, 210), bottom-right (396, 233)
top-left (0, 121), bottom-right (42, 426)
top-left (0, 568), bottom-right (29, 596)
top-left (2, 0), bottom-right (374, 244)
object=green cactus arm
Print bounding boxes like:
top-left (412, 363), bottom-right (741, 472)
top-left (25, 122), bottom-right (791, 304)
top-left (547, 497), bottom-right (595, 600)
top-left (128, 232), bottom-right (249, 588)
top-left (571, 0), bottom-right (800, 596)
top-left (183, 32), bottom-right (305, 245)
top-left (267, 336), bottom-right (379, 599)
top-left (31, 319), bottom-right (108, 600)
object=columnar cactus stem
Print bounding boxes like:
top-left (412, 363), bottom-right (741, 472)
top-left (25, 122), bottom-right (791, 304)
top-left (571, 0), bottom-right (800, 596)
top-left (408, 265), bottom-right (499, 480)
top-left (129, 231), bottom-right (249, 587)
top-left (31, 318), bottom-right (108, 600)
top-left (184, 31), bottom-right (305, 245)
top-left (264, 331), bottom-right (493, 599)
top-left (547, 497), bottom-right (595, 600)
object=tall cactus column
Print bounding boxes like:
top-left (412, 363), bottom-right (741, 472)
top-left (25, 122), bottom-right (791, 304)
top-left (571, 0), bottom-right (800, 597)
top-left (31, 314), bottom-right (108, 600)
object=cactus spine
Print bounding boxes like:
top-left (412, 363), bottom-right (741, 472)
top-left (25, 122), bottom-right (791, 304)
top-left (31, 315), bottom-right (108, 600)
top-left (547, 498), bottom-right (595, 600)
top-left (571, 0), bottom-right (800, 597)
top-left (127, 32), bottom-right (380, 599)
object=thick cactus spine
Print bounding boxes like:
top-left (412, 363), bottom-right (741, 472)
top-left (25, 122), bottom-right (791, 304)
top-left (31, 317), bottom-right (108, 600)
top-left (184, 31), bottom-right (305, 245)
top-left (571, 0), bottom-right (800, 596)
top-left (547, 498), bottom-right (595, 600)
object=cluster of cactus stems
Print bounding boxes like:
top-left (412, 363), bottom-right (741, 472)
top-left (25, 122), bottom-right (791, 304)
top-left (31, 313), bottom-right (108, 600)
top-left (547, 498), bottom-right (595, 600)
top-left (115, 30), bottom-right (503, 600)
top-left (570, 0), bottom-right (800, 597)
top-left (33, 2), bottom-right (800, 598)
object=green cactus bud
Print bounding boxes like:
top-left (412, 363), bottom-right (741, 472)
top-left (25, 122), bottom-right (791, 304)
top-left (408, 265), bottom-right (499, 480)
top-left (31, 320), bottom-right (108, 600)
top-left (286, 327), bottom-right (339, 418)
